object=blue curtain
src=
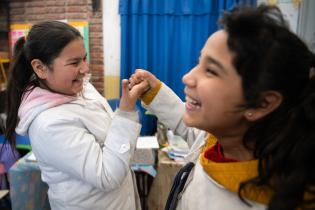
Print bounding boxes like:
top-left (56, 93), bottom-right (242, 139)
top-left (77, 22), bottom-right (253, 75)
top-left (119, 0), bottom-right (255, 135)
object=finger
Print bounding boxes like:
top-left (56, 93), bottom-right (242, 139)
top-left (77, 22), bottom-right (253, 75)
top-left (129, 73), bottom-right (143, 87)
top-left (128, 75), bottom-right (136, 87)
top-left (120, 79), bottom-right (136, 111)
top-left (130, 80), bottom-right (150, 98)
top-left (135, 69), bottom-right (147, 80)
top-left (128, 74), bottom-right (139, 90)
top-left (121, 79), bottom-right (130, 99)
top-left (135, 68), bottom-right (144, 73)
top-left (136, 70), bottom-right (158, 89)
top-left (128, 79), bottom-right (134, 90)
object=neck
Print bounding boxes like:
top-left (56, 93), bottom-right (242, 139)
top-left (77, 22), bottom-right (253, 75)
top-left (218, 136), bottom-right (254, 161)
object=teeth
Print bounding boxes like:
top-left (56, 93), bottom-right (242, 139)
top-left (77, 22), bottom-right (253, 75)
top-left (186, 96), bottom-right (196, 103)
top-left (186, 96), bottom-right (200, 107)
top-left (191, 100), bottom-right (198, 105)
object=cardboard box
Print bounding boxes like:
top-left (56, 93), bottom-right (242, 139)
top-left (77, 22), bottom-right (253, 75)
top-left (131, 148), bottom-right (156, 165)
top-left (131, 136), bottom-right (159, 165)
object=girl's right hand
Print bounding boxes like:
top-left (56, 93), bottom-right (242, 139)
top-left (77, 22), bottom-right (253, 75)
top-left (119, 78), bottom-right (149, 112)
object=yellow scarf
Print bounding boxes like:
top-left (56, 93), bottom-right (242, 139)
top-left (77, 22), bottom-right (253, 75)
top-left (199, 135), bottom-right (273, 204)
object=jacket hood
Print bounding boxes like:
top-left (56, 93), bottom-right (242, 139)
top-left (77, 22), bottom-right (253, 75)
top-left (15, 87), bottom-right (75, 136)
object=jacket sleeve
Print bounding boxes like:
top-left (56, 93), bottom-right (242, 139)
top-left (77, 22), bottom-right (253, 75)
top-left (142, 84), bottom-right (207, 148)
top-left (29, 110), bottom-right (141, 192)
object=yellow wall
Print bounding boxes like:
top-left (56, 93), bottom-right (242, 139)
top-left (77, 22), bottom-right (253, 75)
top-left (104, 75), bottom-right (120, 99)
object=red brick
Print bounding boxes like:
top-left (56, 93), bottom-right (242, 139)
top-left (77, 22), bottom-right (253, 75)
top-left (45, 1), bottom-right (66, 6)
top-left (90, 59), bottom-right (103, 65)
top-left (26, 7), bottom-right (46, 15)
top-left (25, 1), bottom-right (45, 7)
top-left (66, 13), bottom-right (88, 20)
top-left (10, 15), bottom-right (27, 22)
top-left (10, 2), bottom-right (25, 8)
top-left (90, 12), bottom-right (102, 18)
top-left (89, 18), bottom-right (102, 24)
top-left (92, 81), bottom-right (104, 87)
top-left (91, 80), bottom-right (104, 85)
top-left (10, 8), bottom-right (25, 15)
top-left (66, 6), bottom-right (88, 13)
top-left (89, 37), bottom-right (102, 43)
top-left (67, 0), bottom-right (87, 6)
top-left (93, 71), bottom-right (104, 76)
top-left (27, 14), bottom-right (43, 21)
top-left (90, 51), bottom-right (103, 57)
top-left (89, 24), bottom-right (102, 32)
top-left (44, 13), bottom-right (66, 20)
top-left (94, 77), bottom-right (104, 82)
top-left (47, 7), bottom-right (66, 14)
top-left (89, 32), bottom-right (102, 38)
top-left (90, 64), bottom-right (104, 72)
top-left (91, 74), bottom-right (103, 79)
top-left (89, 37), bottom-right (102, 44)
top-left (89, 46), bottom-right (103, 53)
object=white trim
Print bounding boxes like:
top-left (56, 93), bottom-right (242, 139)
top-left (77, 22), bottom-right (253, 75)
top-left (102, 0), bottom-right (121, 76)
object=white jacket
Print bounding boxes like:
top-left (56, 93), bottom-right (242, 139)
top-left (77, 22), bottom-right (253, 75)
top-left (16, 83), bottom-right (141, 210)
top-left (143, 84), bottom-right (266, 210)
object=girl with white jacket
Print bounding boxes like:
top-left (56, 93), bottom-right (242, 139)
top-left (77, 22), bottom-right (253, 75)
top-left (129, 5), bottom-right (315, 210)
top-left (4, 21), bottom-right (148, 210)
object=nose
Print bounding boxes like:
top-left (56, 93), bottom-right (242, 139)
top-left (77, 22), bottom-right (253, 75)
top-left (182, 66), bottom-right (197, 87)
top-left (79, 59), bottom-right (89, 74)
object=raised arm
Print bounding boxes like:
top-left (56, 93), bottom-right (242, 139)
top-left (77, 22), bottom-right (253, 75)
top-left (129, 69), bottom-right (207, 148)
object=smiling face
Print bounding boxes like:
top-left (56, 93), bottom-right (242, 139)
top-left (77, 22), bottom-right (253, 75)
top-left (182, 30), bottom-right (249, 138)
top-left (39, 38), bottom-right (89, 96)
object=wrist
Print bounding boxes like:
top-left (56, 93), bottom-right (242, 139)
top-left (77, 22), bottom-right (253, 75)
top-left (140, 80), bottom-right (162, 105)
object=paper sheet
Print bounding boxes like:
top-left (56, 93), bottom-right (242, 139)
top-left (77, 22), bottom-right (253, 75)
top-left (136, 136), bottom-right (159, 149)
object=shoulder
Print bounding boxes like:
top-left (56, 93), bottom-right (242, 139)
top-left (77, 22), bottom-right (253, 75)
top-left (32, 103), bottom-right (84, 127)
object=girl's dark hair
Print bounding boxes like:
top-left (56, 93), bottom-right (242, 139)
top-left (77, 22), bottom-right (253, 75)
top-left (220, 5), bottom-right (315, 210)
top-left (4, 21), bottom-right (82, 147)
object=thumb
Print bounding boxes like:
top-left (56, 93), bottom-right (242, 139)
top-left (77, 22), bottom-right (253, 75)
top-left (119, 79), bottom-right (133, 111)
top-left (120, 79), bottom-right (129, 100)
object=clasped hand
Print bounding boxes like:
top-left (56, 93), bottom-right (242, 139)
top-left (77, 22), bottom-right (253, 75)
top-left (119, 69), bottom-right (158, 111)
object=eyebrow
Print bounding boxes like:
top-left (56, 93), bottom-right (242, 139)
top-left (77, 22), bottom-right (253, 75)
top-left (66, 53), bottom-right (87, 63)
top-left (205, 55), bottom-right (227, 74)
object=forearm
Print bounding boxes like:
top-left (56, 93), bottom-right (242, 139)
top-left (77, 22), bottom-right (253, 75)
top-left (142, 83), bottom-right (204, 147)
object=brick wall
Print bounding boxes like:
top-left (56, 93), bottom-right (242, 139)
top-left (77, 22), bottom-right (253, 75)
top-left (9, 0), bottom-right (104, 93)
top-left (0, 2), bottom-right (9, 54)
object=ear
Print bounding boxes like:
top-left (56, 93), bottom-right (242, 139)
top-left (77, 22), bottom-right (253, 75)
top-left (31, 59), bottom-right (48, 79)
top-left (244, 91), bottom-right (283, 122)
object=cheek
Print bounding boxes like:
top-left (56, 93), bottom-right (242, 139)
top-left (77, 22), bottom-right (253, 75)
top-left (60, 70), bottom-right (76, 81)
top-left (200, 89), bottom-right (238, 116)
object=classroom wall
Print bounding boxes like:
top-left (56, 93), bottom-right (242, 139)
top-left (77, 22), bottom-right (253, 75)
top-left (297, 0), bottom-right (315, 53)
top-left (9, 0), bottom-right (105, 94)
top-left (257, 0), bottom-right (300, 33)
top-left (257, 0), bottom-right (315, 52)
